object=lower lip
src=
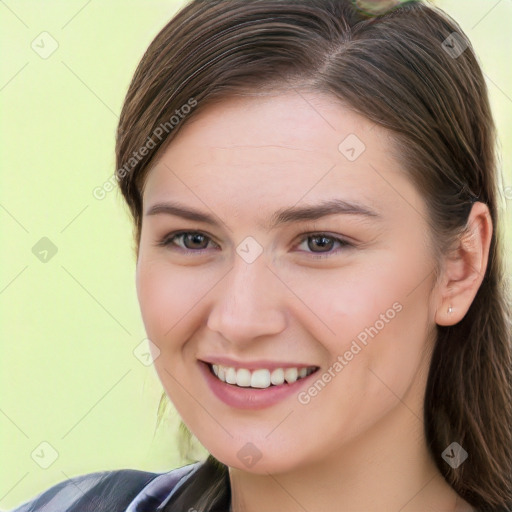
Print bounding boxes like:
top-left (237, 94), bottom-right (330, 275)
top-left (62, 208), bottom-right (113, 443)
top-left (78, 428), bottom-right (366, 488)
top-left (199, 361), bottom-right (319, 410)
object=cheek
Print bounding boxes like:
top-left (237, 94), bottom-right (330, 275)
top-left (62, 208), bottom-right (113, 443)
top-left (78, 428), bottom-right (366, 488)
top-left (135, 255), bottom-right (224, 357)
top-left (279, 256), bottom-right (409, 341)
top-left (136, 258), bottom-right (194, 345)
top-left (286, 253), bottom-right (433, 379)
top-left (136, 258), bottom-right (203, 412)
top-left (331, 259), bottom-right (434, 397)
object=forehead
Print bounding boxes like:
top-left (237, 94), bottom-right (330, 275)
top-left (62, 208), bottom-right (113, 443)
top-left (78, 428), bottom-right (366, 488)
top-left (142, 92), bottom-right (422, 223)
top-left (164, 91), bottom-right (378, 161)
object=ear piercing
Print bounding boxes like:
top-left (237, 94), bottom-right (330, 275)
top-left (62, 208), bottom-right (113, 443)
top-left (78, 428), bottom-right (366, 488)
top-left (448, 306), bottom-right (453, 314)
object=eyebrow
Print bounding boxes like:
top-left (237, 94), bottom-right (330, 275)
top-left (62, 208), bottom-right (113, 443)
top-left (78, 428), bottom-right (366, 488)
top-left (145, 198), bottom-right (381, 230)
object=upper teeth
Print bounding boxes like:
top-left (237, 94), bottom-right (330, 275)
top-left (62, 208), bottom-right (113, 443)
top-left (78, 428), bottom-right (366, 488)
top-left (211, 364), bottom-right (316, 389)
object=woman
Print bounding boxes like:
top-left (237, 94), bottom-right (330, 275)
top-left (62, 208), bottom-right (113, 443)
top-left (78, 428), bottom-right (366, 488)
top-left (12, 0), bottom-right (511, 510)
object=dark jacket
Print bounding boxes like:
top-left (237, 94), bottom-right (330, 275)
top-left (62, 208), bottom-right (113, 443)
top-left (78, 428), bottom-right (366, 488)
top-left (9, 461), bottom-right (212, 512)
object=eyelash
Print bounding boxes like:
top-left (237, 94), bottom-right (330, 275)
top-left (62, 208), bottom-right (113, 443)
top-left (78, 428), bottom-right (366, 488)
top-left (156, 230), bottom-right (353, 259)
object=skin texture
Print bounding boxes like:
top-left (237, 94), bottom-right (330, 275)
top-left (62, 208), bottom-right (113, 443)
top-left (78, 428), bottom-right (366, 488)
top-left (135, 92), bottom-right (491, 512)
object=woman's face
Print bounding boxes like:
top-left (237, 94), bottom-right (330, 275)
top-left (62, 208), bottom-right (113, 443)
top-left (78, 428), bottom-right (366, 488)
top-left (136, 91), bottom-right (441, 473)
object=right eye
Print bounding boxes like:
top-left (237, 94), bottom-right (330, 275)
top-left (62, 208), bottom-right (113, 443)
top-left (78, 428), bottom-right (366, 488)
top-left (156, 231), bottom-right (218, 255)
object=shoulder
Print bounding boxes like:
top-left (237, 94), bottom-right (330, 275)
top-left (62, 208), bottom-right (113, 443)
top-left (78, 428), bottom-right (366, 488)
top-left (10, 462), bottom-right (202, 512)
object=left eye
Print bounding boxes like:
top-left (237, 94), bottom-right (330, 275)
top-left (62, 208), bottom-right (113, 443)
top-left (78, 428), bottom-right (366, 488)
top-left (296, 233), bottom-right (351, 258)
top-left (157, 231), bottom-right (352, 258)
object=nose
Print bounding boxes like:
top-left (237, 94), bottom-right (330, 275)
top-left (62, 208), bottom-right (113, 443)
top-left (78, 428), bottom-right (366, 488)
top-left (206, 253), bottom-right (287, 345)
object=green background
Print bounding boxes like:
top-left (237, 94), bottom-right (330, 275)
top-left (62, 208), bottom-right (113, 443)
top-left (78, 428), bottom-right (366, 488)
top-left (1, 0), bottom-right (511, 509)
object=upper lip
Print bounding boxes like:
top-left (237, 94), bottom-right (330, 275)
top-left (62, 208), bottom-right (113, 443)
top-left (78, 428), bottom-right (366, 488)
top-left (200, 356), bottom-right (319, 371)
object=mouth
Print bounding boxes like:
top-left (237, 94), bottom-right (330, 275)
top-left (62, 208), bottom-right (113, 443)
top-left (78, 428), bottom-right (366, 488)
top-left (206, 362), bottom-right (319, 389)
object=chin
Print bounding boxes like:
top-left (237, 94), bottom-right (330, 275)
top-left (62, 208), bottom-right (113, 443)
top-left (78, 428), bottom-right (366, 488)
top-left (205, 437), bottom-right (306, 475)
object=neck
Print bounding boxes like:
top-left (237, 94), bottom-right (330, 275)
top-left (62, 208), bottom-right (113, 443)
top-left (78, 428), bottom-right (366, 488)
top-left (228, 382), bottom-right (473, 512)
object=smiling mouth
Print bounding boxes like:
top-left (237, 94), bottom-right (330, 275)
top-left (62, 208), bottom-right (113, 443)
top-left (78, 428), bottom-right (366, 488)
top-left (207, 363), bottom-right (319, 389)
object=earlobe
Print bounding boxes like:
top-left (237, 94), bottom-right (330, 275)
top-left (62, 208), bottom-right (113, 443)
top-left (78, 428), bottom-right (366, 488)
top-left (434, 202), bottom-right (493, 327)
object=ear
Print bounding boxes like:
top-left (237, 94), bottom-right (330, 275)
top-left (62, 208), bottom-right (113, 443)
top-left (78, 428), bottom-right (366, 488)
top-left (434, 202), bottom-right (493, 326)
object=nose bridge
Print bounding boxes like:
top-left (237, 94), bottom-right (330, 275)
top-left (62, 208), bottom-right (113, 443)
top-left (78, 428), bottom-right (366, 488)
top-left (206, 252), bottom-right (286, 342)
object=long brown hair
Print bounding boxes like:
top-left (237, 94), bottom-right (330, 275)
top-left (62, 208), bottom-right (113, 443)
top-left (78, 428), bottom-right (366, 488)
top-left (115, 1), bottom-right (512, 510)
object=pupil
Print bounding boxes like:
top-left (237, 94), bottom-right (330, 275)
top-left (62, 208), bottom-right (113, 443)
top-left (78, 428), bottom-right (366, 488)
top-left (187, 234), bottom-right (206, 249)
top-left (311, 235), bottom-right (333, 252)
